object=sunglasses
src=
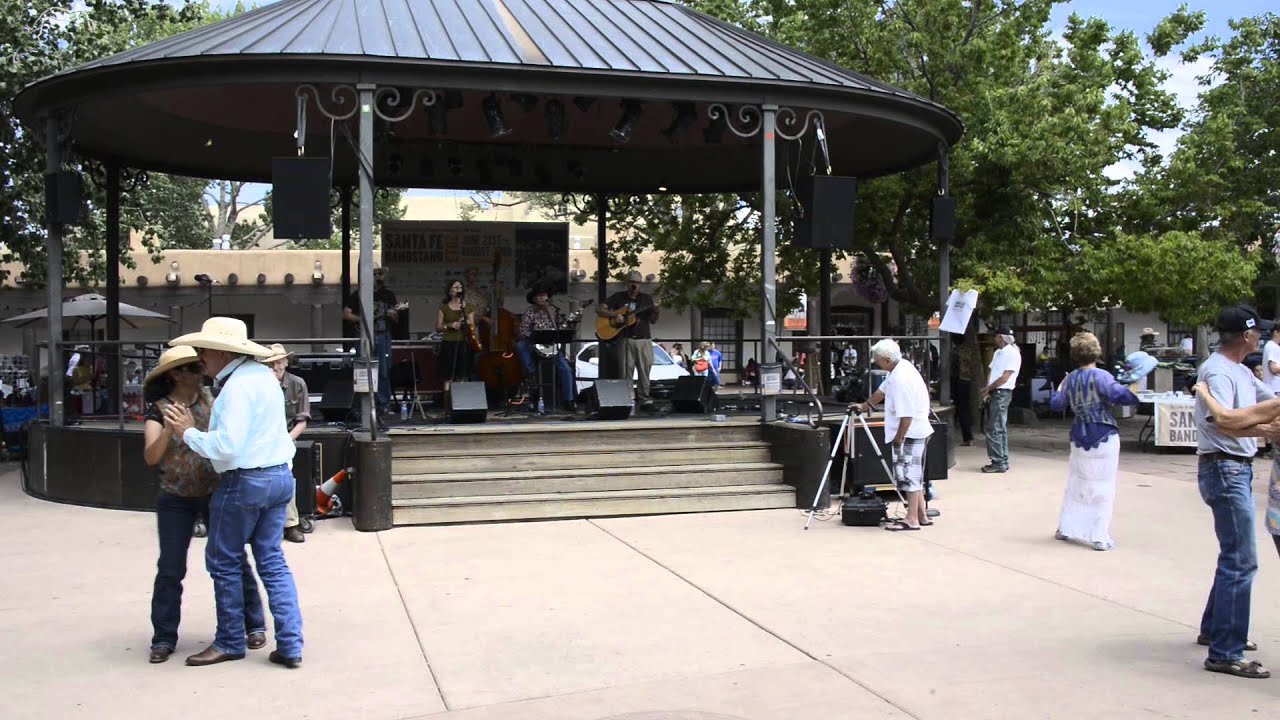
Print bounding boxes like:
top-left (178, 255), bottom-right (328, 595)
top-left (179, 363), bottom-right (205, 374)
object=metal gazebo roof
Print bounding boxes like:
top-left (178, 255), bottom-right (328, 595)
top-left (16, 0), bottom-right (963, 192)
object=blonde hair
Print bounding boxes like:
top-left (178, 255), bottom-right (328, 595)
top-left (699, 342), bottom-right (710, 351)
top-left (1069, 331), bottom-right (1102, 367)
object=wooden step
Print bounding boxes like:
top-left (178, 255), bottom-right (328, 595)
top-left (393, 442), bottom-right (773, 474)
top-left (392, 484), bottom-right (796, 525)
top-left (392, 462), bottom-right (784, 499)
top-left (390, 421), bottom-right (763, 457)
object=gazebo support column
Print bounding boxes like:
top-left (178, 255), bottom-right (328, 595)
top-left (357, 84), bottom-right (376, 433)
top-left (105, 161), bottom-right (122, 426)
top-left (937, 142), bottom-right (951, 405)
top-left (44, 118), bottom-right (65, 426)
top-left (760, 104), bottom-right (778, 423)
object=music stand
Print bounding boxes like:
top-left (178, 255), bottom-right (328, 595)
top-left (532, 328), bottom-right (577, 412)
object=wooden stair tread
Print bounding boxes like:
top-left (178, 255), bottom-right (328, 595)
top-left (394, 461), bottom-right (782, 483)
top-left (392, 483), bottom-right (795, 507)
top-left (392, 440), bottom-right (770, 459)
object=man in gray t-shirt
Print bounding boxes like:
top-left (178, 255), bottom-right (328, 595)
top-left (1194, 304), bottom-right (1274, 679)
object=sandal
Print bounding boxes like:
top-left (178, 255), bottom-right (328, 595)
top-left (1197, 635), bottom-right (1258, 652)
top-left (884, 521), bottom-right (921, 532)
top-left (919, 520), bottom-right (934, 527)
top-left (1204, 658), bottom-right (1270, 678)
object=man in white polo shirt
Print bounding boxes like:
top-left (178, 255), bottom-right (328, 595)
top-left (854, 339), bottom-right (934, 531)
top-left (982, 325), bottom-right (1021, 473)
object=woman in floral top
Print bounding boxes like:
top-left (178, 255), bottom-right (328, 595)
top-left (143, 346), bottom-right (265, 664)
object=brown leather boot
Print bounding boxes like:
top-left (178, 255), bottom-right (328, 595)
top-left (284, 526), bottom-right (305, 543)
top-left (185, 646), bottom-right (244, 666)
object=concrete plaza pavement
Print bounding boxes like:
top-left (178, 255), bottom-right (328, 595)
top-left (2, 429), bottom-right (1278, 720)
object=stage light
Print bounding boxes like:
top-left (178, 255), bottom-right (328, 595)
top-left (610, 100), bottom-right (644, 143)
top-left (483, 93), bottom-right (512, 138)
top-left (573, 96), bottom-right (596, 112)
top-left (703, 110), bottom-right (727, 144)
top-left (545, 98), bottom-right (565, 141)
top-left (448, 157), bottom-right (463, 176)
top-left (663, 102), bottom-right (697, 143)
top-left (511, 93), bottom-right (538, 112)
top-left (568, 160), bottom-right (585, 181)
top-left (387, 153), bottom-right (403, 176)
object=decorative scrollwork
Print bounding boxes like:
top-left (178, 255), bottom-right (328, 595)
top-left (776, 108), bottom-right (826, 142)
top-left (296, 84), bottom-right (359, 121)
top-left (372, 87), bottom-right (437, 123)
top-left (707, 103), bottom-right (762, 138)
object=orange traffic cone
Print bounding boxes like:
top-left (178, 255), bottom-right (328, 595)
top-left (315, 468), bottom-right (351, 516)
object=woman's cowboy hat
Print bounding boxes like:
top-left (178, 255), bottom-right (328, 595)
top-left (143, 346), bottom-right (201, 388)
top-left (169, 317), bottom-right (273, 357)
top-left (260, 343), bottom-right (295, 364)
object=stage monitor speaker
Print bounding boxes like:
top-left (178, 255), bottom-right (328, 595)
top-left (317, 377), bottom-right (355, 423)
top-left (272, 157), bottom-right (332, 239)
top-left (589, 379), bottom-right (633, 420)
top-left (45, 170), bottom-right (87, 226)
top-left (931, 195), bottom-right (957, 244)
top-left (672, 375), bottom-right (715, 414)
top-left (292, 440), bottom-right (321, 518)
top-left (794, 175), bottom-right (856, 250)
top-left (449, 382), bottom-right (489, 424)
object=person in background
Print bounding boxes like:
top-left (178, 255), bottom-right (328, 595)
top-left (1140, 327), bottom-right (1161, 351)
top-left (1049, 332), bottom-right (1139, 551)
top-left (950, 333), bottom-right (980, 447)
top-left (853, 339), bottom-right (934, 531)
top-left (435, 279), bottom-right (475, 398)
top-left (982, 325), bottom-right (1021, 473)
top-left (670, 343), bottom-right (690, 370)
top-left (143, 345), bottom-right (264, 664)
top-left (515, 288), bottom-right (575, 410)
top-left (1190, 305), bottom-right (1274, 679)
top-left (743, 358), bottom-right (760, 388)
top-left (692, 342), bottom-right (711, 377)
top-left (1261, 324), bottom-right (1280, 396)
top-left (1181, 335), bottom-right (1195, 356)
top-left (708, 342), bottom-right (723, 387)
top-left (343, 267), bottom-right (399, 420)
top-left (597, 278), bottom-right (661, 412)
top-left (261, 344), bottom-right (308, 544)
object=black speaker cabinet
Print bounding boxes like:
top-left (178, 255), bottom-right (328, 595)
top-left (317, 376), bottom-right (355, 423)
top-left (292, 440), bottom-right (321, 518)
top-left (847, 421), bottom-right (950, 486)
top-left (45, 170), bottom-right (86, 226)
top-left (931, 195), bottom-right (956, 243)
top-left (272, 157), bottom-right (332, 239)
top-left (589, 379), bottom-right (633, 420)
top-left (794, 175), bottom-right (856, 250)
top-left (672, 375), bottom-right (715, 413)
top-left (449, 381), bottom-right (489, 424)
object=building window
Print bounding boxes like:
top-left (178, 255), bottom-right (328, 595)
top-left (700, 310), bottom-right (743, 372)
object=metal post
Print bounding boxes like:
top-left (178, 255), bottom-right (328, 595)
top-left (44, 118), bottom-right (65, 426)
top-left (105, 162), bottom-right (122, 428)
top-left (340, 185), bottom-right (353, 320)
top-left (819, 248), bottom-right (832, 394)
top-left (357, 84), bottom-right (377, 432)
top-left (595, 193), bottom-right (608, 305)
top-left (937, 142), bottom-right (951, 406)
top-left (761, 105), bottom-right (778, 422)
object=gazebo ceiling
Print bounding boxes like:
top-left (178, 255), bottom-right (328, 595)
top-left (16, 0), bottom-right (963, 192)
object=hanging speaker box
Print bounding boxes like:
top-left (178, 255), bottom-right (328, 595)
top-left (272, 157), bottom-right (332, 239)
top-left (794, 175), bottom-right (856, 250)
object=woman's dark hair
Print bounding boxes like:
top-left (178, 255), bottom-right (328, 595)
top-left (442, 279), bottom-right (464, 304)
top-left (143, 372), bottom-right (175, 404)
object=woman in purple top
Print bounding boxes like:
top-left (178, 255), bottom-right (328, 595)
top-left (1050, 332), bottom-right (1140, 551)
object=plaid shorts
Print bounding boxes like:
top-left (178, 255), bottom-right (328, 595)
top-left (892, 437), bottom-right (930, 493)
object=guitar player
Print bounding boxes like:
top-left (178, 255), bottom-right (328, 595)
top-left (597, 277), bottom-right (661, 413)
top-left (342, 266), bottom-right (400, 418)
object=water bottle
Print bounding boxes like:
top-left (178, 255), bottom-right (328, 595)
top-left (400, 400), bottom-right (409, 421)
top-left (537, 396), bottom-right (545, 414)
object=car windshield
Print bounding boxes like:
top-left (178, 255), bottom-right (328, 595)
top-left (652, 345), bottom-right (674, 365)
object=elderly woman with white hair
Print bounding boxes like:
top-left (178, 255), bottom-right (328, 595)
top-left (852, 339), bottom-right (934, 531)
top-left (1049, 332), bottom-right (1139, 551)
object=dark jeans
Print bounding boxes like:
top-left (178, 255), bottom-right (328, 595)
top-left (986, 389), bottom-right (1012, 468)
top-left (151, 491), bottom-right (264, 651)
top-left (953, 379), bottom-right (974, 442)
top-left (1197, 458), bottom-right (1258, 661)
top-left (515, 339), bottom-right (575, 406)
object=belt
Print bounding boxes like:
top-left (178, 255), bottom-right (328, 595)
top-left (1199, 452), bottom-right (1253, 465)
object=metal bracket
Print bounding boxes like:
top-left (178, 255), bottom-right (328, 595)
top-left (296, 84), bottom-right (437, 124)
top-left (706, 103), bottom-right (826, 142)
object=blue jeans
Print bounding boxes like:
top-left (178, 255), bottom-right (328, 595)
top-left (516, 339), bottom-right (575, 406)
top-left (986, 389), bottom-right (1011, 468)
top-left (207, 465), bottom-right (303, 658)
top-left (1197, 458), bottom-right (1258, 661)
top-left (151, 492), bottom-right (264, 651)
top-left (374, 332), bottom-right (391, 412)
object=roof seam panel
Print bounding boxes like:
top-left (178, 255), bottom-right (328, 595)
top-left (580, 0), bottom-right (679, 73)
top-left (240, 0), bottom-right (331, 54)
top-left (500, 0), bottom-right (575, 66)
top-left (612, 3), bottom-right (726, 76)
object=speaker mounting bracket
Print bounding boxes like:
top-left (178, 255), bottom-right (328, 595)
top-left (706, 103), bottom-right (826, 142)
top-left (296, 84), bottom-right (438, 124)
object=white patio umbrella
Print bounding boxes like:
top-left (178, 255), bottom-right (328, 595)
top-left (2, 293), bottom-right (173, 332)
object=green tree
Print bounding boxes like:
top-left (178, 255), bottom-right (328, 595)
top-left (251, 187), bottom-right (408, 249)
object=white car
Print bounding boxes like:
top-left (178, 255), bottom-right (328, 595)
top-left (575, 341), bottom-right (689, 397)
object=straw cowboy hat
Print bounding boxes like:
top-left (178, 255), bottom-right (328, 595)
top-left (169, 317), bottom-right (273, 357)
top-left (259, 343), bottom-right (295, 364)
top-left (143, 346), bottom-right (201, 388)
top-left (1141, 327), bottom-right (1159, 337)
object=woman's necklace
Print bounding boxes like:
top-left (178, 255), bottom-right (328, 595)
top-left (169, 389), bottom-right (200, 409)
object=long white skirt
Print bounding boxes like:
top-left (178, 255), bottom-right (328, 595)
top-left (1057, 434), bottom-right (1119, 545)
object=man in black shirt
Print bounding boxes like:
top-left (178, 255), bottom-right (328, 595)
top-left (342, 267), bottom-right (399, 416)
top-left (597, 279), bottom-right (660, 412)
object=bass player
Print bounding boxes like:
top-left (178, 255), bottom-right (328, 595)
top-left (596, 277), bottom-right (661, 413)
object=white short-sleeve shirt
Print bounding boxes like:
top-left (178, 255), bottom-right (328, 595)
top-left (987, 344), bottom-right (1021, 390)
top-left (881, 360), bottom-right (934, 442)
top-left (1263, 339), bottom-right (1280, 393)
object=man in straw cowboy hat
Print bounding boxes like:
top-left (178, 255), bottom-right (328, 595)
top-left (261, 343), bottom-right (310, 544)
top-left (161, 318), bottom-right (303, 669)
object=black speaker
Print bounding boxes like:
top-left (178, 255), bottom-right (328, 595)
top-left (931, 195), bottom-right (956, 243)
top-left (672, 375), bottom-right (715, 413)
top-left (45, 170), bottom-right (86, 226)
top-left (449, 382), bottom-right (489, 424)
top-left (272, 157), bottom-right (332, 239)
top-left (589, 379), bottom-right (633, 420)
top-left (794, 175), bottom-right (856, 249)
top-left (292, 440), bottom-right (321, 519)
top-left (317, 376), bottom-right (355, 422)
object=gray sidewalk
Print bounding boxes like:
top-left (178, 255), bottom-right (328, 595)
top-left (1, 432), bottom-right (1277, 719)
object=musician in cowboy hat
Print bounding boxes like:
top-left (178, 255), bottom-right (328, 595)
top-left (516, 285), bottom-right (576, 410)
top-left (161, 318), bottom-right (303, 668)
top-left (259, 343), bottom-right (309, 544)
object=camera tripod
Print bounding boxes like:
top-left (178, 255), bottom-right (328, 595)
top-left (805, 405), bottom-right (909, 530)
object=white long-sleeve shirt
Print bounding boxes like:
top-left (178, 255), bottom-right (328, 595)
top-left (183, 357), bottom-right (295, 474)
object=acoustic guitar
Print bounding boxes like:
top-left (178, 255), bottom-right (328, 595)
top-left (595, 295), bottom-right (664, 342)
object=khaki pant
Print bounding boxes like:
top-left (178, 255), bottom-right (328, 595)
top-left (620, 338), bottom-right (654, 405)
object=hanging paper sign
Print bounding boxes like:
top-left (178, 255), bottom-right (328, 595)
top-left (939, 289), bottom-right (978, 335)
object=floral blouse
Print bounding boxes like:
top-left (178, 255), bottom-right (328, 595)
top-left (145, 389), bottom-right (220, 497)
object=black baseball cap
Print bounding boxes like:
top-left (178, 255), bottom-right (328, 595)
top-left (1215, 305), bottom-right (1274, 333)
top-left (995, 325), bottom-right (1013, 336)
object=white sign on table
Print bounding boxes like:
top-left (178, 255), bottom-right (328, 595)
top-left (1153, 397), bottom-right (1197, 447)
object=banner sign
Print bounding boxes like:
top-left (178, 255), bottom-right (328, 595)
top-left (1154, 399), bottom-right (1197, 447)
